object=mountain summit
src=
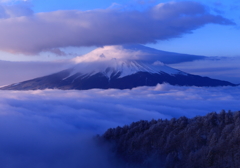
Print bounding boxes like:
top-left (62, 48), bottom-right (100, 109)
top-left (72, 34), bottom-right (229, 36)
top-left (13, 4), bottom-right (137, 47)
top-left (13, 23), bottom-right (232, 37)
top-left (72, 44), bottom-right (206, 64)
top-left (0, 45), bottom-right (236, 90)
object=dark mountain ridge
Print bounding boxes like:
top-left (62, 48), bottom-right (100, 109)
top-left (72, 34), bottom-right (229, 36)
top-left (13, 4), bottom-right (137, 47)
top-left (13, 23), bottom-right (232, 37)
top-left (0, 60), bottom-right (236, 90)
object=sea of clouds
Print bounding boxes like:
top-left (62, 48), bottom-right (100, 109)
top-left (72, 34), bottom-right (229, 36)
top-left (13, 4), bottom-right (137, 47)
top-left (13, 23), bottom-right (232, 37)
top-left (0, 84), bottom-right (239, 167)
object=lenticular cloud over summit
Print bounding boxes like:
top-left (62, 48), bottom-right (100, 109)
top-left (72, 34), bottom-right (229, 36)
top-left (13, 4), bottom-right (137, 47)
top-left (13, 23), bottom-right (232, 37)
top-left (0, 85), bottom-right (239, 167)
top-left (72, 44), bottom-right (206, 64)
top-left (72, 45), bottom-right (146, 63)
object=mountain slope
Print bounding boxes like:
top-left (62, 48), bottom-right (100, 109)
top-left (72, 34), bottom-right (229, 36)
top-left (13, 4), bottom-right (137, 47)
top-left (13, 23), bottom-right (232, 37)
top-left (0, 59), bottom-right (235, 90)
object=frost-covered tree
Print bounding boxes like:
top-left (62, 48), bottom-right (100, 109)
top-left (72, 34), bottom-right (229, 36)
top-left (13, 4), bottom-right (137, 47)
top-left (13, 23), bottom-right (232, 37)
top-left (99, 111), bottom-right (240, 168)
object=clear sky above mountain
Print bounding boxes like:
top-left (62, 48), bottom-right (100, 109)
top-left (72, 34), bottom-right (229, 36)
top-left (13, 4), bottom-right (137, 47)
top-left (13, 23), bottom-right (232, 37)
top-left (0, 0), bottom-right (239, 61)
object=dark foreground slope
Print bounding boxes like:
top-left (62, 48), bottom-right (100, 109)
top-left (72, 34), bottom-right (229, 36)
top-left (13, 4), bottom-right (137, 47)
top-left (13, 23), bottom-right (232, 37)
top-left (99, 111), bottom-right (240, 168)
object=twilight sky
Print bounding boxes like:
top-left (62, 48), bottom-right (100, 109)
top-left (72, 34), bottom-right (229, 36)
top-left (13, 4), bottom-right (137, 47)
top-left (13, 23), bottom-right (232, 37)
top-left (0, 0), bottom-right (239, 61)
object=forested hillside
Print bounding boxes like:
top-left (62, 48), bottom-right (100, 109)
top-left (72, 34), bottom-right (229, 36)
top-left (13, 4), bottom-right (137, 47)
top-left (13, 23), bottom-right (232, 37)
top-left (99, 110), bottom-right (240, 168)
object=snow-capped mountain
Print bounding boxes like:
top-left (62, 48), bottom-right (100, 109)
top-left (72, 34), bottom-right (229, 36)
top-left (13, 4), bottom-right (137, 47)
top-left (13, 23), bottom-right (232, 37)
top-left (0, 45), bottom-right (236, 90)
top-left (69, 58), bottom-right (185, 79)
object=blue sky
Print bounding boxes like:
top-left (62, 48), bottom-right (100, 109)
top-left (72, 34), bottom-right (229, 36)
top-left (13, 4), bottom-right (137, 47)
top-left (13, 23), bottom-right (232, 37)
top-left (0, 0), bottom-right (239, 61)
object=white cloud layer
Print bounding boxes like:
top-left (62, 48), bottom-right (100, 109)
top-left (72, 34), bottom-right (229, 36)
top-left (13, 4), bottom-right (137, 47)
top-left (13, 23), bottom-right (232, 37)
top-left (0, 84), bottom-right (239, 167)
top-left (0, 1), bottom-right (234, 55)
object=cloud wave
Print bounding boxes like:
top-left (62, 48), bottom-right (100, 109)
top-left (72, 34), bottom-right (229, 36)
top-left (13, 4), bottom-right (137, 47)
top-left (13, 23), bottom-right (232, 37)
top-left (0, 84), bottom-right (239, 167)
top-left (0, 1), bottom-right (234, 54)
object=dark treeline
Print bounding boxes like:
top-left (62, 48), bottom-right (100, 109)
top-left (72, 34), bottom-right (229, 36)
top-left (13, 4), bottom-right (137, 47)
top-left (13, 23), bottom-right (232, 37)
top-left (98, 110), bottom-right (240, 168)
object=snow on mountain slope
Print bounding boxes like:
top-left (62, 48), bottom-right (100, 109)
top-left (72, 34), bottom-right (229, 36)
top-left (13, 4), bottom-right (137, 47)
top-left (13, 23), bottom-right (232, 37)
top-left (64, 58), bottom-right (186, 82)
top-left (65, 44), bottom-right (188, 81)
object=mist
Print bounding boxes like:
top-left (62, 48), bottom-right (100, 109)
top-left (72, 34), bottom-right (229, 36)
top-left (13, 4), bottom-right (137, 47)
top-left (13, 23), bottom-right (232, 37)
top-left (0, 84), bottom-right (239, 167)
top-left (0, 60), bottom-right (72, 86)
top-left (170, 57), bottom-right (240, 84)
